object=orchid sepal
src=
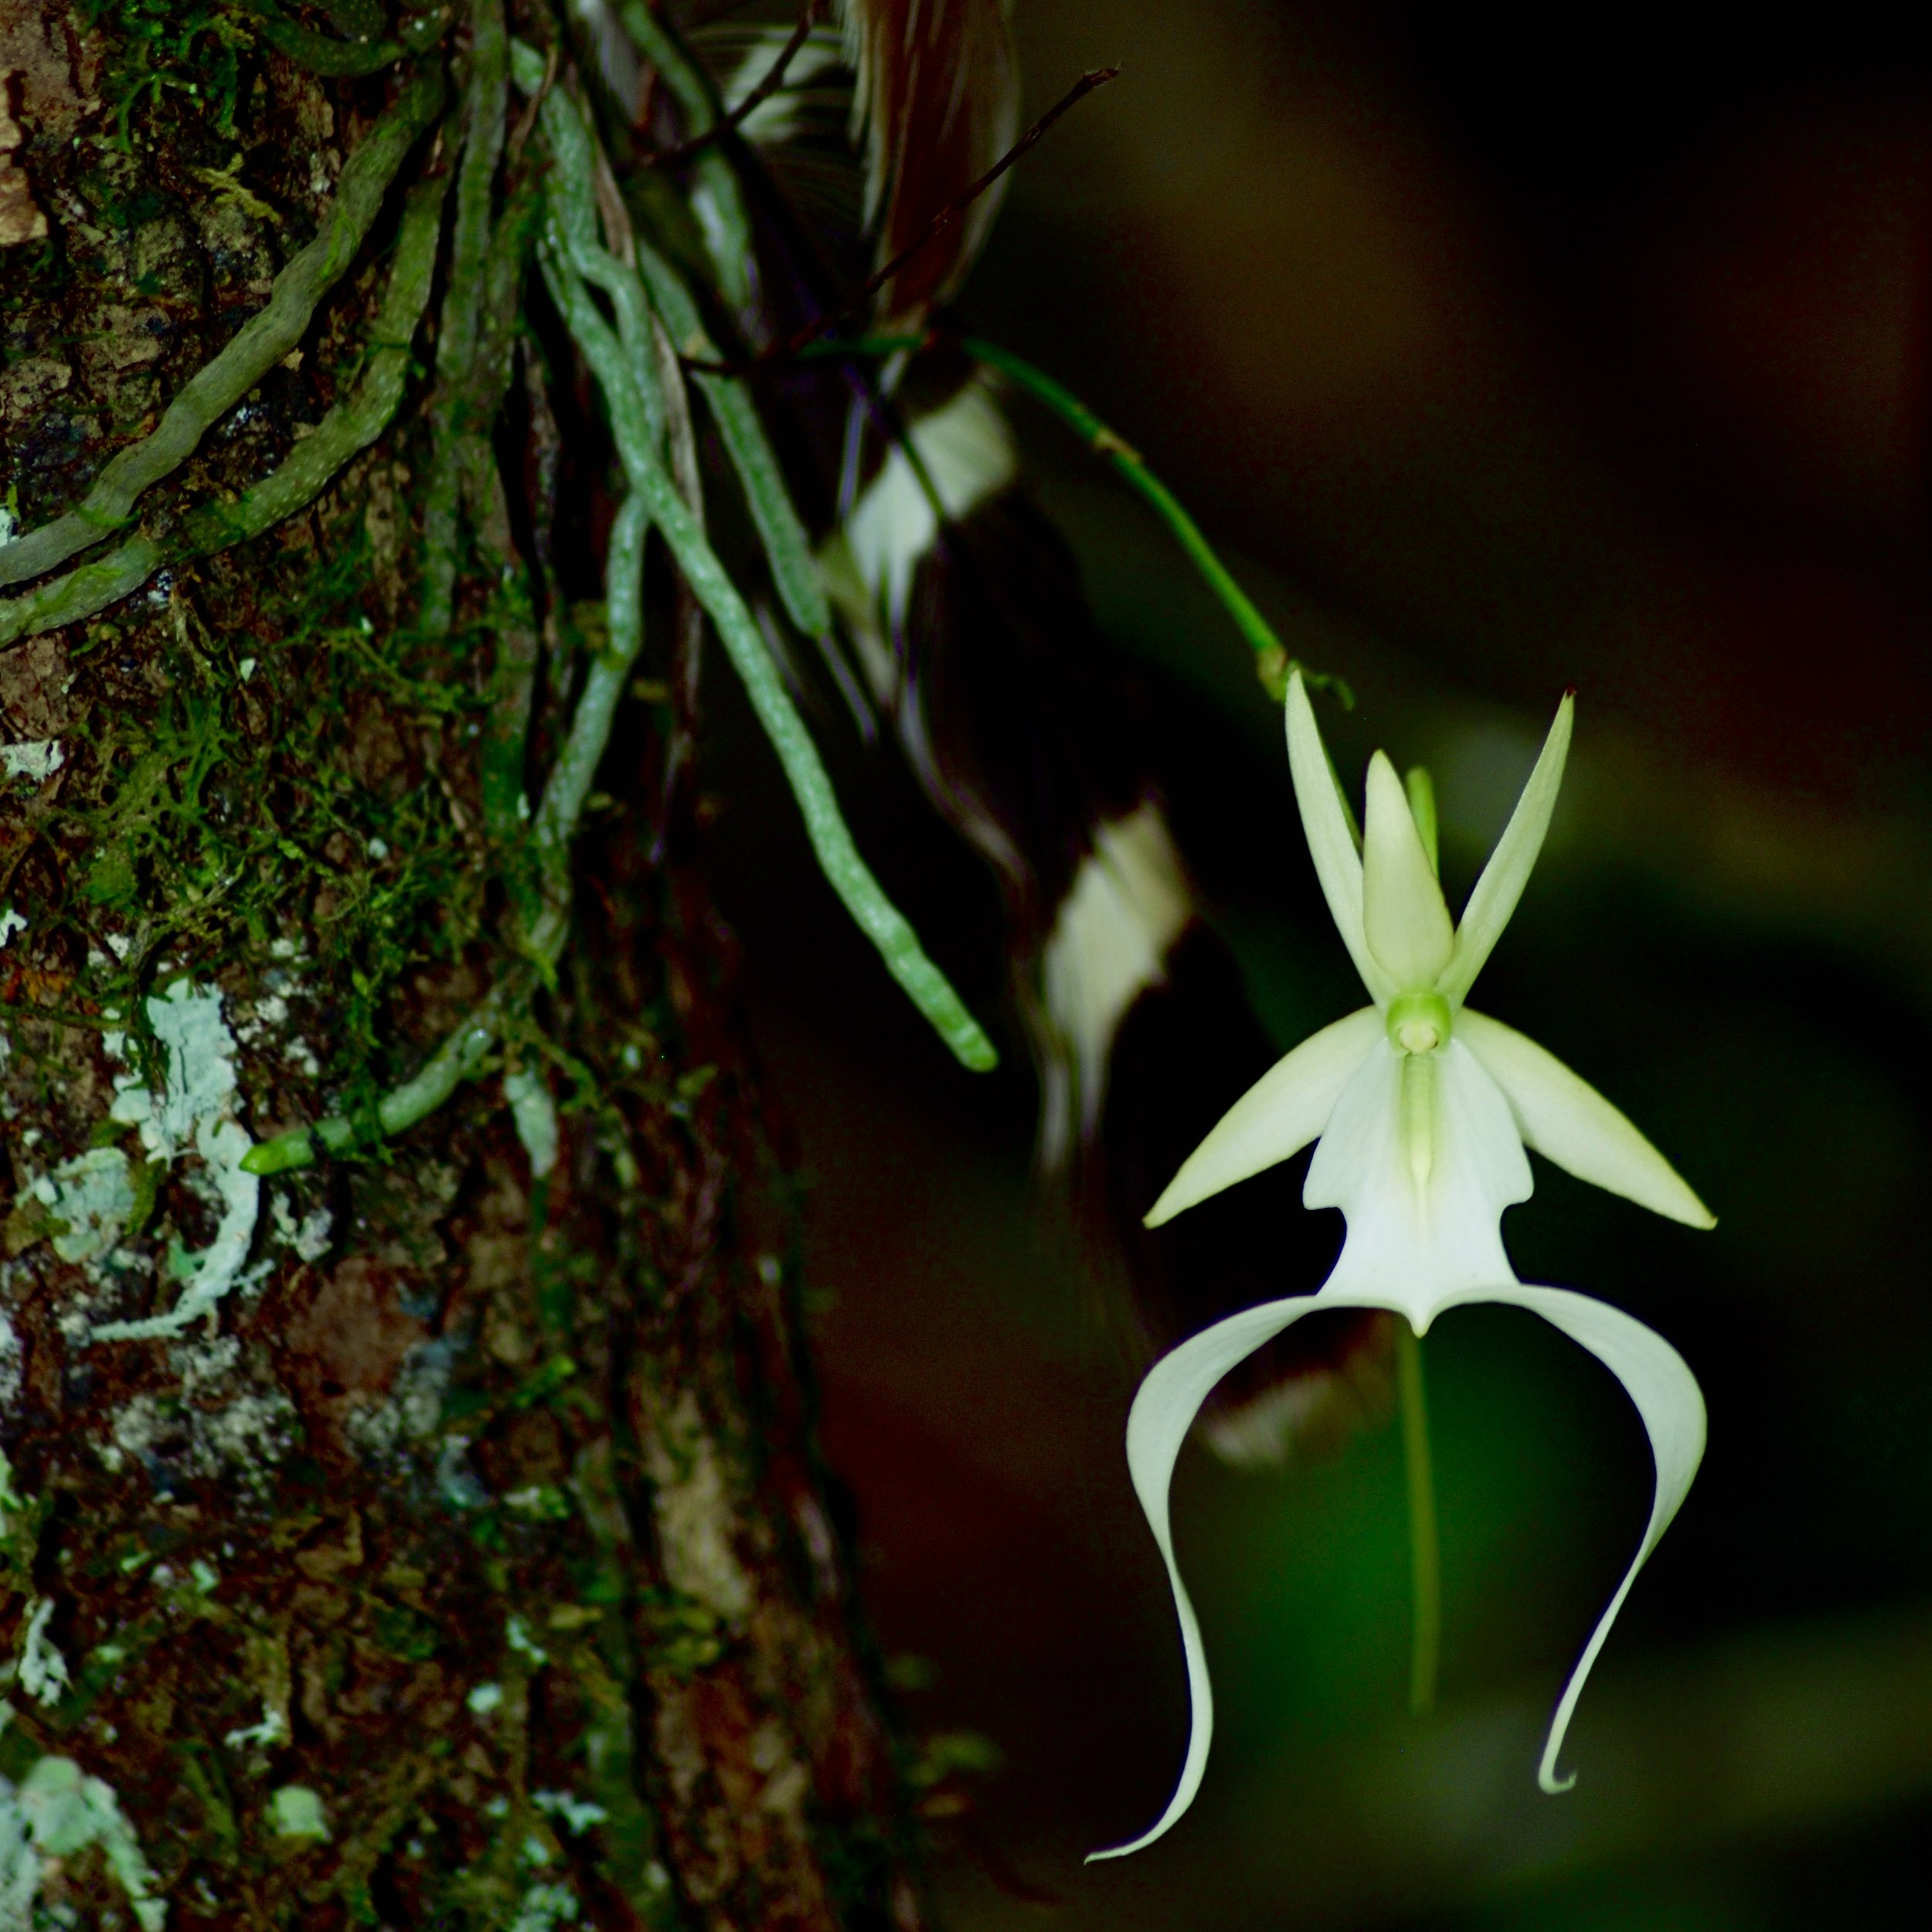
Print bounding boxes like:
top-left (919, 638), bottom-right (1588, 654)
top-left (1438, 688), bottom-right (1574, 1007)
top-left (1285, 674), bottom-right (1397, 1005)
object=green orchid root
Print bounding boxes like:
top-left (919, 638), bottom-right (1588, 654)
top-left (532, 81), bottom-right (996, 1073)
top-left (252, 63), bottom-right (998, 1174)
top-left (0, 65), bottom-right (446, 596)
top-left (0, 72), bottom-right (451, 649)
top-left (242, 987), bottom-right (514, 1176)
top-left (27, 29), bottom-right (999, 1188)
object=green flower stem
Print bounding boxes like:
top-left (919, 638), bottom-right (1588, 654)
top-left (1396, 1319), bottom-right (1442, 1717)
top-left (636, 239), bottom-right (832, 641)
top-left (804, 332), bottom-right (1349, 709)
top-left (0, 163), bottom-right (453, 647)
top-left (0, 63), bottom-right (445, 593)
top-left (543, 218), bottom-right (997, 1071)
top-left (961, 336), bottom-right (1349, 705)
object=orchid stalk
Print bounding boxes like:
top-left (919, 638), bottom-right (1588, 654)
top-left (1092, 672), bottom-right (1714, 1862)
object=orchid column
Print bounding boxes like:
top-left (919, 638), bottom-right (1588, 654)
top-left (1094, 672), bottom-right (1714, 1861)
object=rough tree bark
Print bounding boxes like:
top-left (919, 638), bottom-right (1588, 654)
top-left (0, 4), bottom-right (927, 1923)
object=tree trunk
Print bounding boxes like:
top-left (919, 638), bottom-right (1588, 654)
top-left (0, 6), bottom-right (920, 1924)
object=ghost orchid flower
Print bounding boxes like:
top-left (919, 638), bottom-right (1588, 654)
top-left (1091, 672), bottom-right (1715, 1862)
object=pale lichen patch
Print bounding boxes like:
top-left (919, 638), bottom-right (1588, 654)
top-left (269, 1191), bottom-right (334, 1263)
top-left (640, 1389), bottom-right (753, 1624)
top-left (16, 1597), bottom-right (68, 1706)
top-left (29, 1145), bottom-right (136, 1266)
top-left (94, 979), bottom-right (262, 1342)
top-left (0, 739), bottom-right (63, 783)
top-left (342, 1334), bottom-right (455, 1464)
top-left (0, 1754), bottom-right (167, 1930)
top-left (101, 1338), bottom-right (298, 1490)
top-left (107, 979), bottom-right (241, 1163)
top-left (225, 1702), bottom-right (289, 1750)
top-left (532, 1788), bottom-right (607, 1835)
top-left (508, 1880), bottom-right (581, 1931)
top-left (268, 1783), bottom-right (329, 1840)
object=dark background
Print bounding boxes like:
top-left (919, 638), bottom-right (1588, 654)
top-left (707, 4), bottom-right (1931, 1926)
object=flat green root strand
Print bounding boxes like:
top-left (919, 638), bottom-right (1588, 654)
top-left (541, 207), bottom-right (997, 1070)
top-left (532, 493), bottom-right (651, 907)
top-left (647, 454), bottom-right (998, 1070)
top-left (241, 988), bottom-right (512, 1176)
top-left (188, 170), bottom-right (453, 549)
top-left (0, 164), bottom-right (451, 647)
top-left (535, 90), bottom-right (665, 454)
top-left (421, 0), bottom-right (510, 639)
top-left (635, 240), bottom-right (832, 641)
top-left (467, 441), bottom-right (541, 856)
top-left (444, 0), bottom-right (508, 387)
top-left (1396, 1321), bottom-right (1443, 1717)
top-left (613, 0), bottom-right (755, 309)
top-left (694, 506), bottom-right (1002, 1071)
top-left (0, 537), bottom-right (163, 645)
top-left (244, 0), bottom-right (452, 75)
top-left (0, 165), bottom-right (451, 647)
top-left (0, 65), bottom-right (446, 593)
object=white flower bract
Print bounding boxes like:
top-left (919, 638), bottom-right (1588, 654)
top-left (1092, 672), bottom-right (1714, 1861)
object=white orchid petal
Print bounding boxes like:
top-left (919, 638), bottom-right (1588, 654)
top-left (1458, 1010), bottom-right (1716, 1230)
top-left (1440, 692), bottom-right (1575, 1005)
top-left (1092, 1280), bottom-right (1706, 1859)
top-left (1087, 1294), bottom-right (1365, 1862)
top-left (1286, 672), bottom-right (1398, 1004)
top-left (1362, 752), bottom-right (1455, 988)
top-left (1145, 1007), bottom-right (1382, 1227)
top-left (1437, 1282), bottom-right (1706, 1793)
top-left (1307, 1038), bottom-right (1529, 1328)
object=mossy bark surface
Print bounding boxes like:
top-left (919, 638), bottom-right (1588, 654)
top-left (0, 9), bottom-right (918, 1925)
